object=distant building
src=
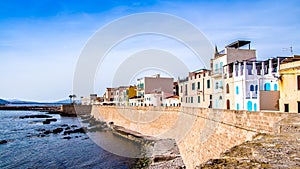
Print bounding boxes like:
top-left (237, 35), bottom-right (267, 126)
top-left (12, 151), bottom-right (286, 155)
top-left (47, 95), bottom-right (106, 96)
top-left (144, 90), bottom-right (163, 106)
top-left (279, 55), bottom-right (300, 113)
top-left (114, 86), bottom-right (136, 106)
top-left (103, 88), bottom-right (115, 105)
top-left (179, 69), bottom-right (212, 108)
top-left (178, 77), bottom-right (188, 107)
top-left (136, 74), bottom-right (173, 106)
top-left (81, 94), bottom-right (101, 105)
top-left (164, 95), bottom-right (180, 107)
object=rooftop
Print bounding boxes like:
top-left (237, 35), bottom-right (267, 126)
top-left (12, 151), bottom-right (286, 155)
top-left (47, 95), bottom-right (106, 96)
top-left (226, 40), bottom-right (251, 49)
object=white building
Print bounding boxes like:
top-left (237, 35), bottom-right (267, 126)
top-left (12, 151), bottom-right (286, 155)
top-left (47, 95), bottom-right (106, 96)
top-left (223, 57), bottom-right (286, 111)
top-left (81, 94), bottom-right (100, 105)
top-left (212, 40), bottom-right (256, 109)
top-left (179, 69), bottom-right (212, 108)
top-left (164, 95), bottom-right (180, 107)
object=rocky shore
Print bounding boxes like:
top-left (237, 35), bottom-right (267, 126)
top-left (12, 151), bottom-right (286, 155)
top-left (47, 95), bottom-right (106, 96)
top-left (82, 115), bottom-right (186, 168)
top-left (198, 114), bottom-right (300, 169)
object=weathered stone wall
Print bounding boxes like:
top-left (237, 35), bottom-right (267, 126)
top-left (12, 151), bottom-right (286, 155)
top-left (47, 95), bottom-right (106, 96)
top-left (91, 106), bottom-right (291, 169)
top-left (62, 104), bottom-right (92, 115)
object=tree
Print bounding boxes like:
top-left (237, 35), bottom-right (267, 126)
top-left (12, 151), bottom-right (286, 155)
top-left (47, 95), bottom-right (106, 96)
top-left (69, 94), bottom-right (77, 104)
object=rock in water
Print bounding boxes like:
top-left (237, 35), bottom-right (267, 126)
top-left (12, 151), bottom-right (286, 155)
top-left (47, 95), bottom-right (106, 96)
top-left (0, 140), bottom-right (8, 144)
top-left (20, 115), bottom-right (52, 119)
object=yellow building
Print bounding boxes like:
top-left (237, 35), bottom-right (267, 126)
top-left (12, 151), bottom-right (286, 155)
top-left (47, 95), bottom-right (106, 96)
top-left (127, 86), bottom-right (137, 100)
top-left (279, 55), bottom-right (300, 113)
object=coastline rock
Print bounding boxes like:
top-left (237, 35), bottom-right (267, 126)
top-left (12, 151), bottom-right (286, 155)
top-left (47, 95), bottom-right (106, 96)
top-left (43, 130), bottom-right (51, 134)
top-left (63, 127), bottom-right (87, 135)
top-left (42, 118), bottom-right (57, 124)
top-left (62, 136), bottom-right (71, 140)
top-left (52, 128), bottom-right (63, 134)
top-left (0, 140), bottom-right (8, 144)
top-left (20, 114), bottom-right (52, 119)
top-left (42, 120), bottom-right (51, 124)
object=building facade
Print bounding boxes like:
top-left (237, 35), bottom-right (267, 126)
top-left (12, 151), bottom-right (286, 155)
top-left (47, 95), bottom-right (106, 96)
top-left (179, 69), bottom-right (212, 108)
top-left (212, 40), bottom-right (256, 109)
top-left (136, 74), bottom-right (173, 106)
top-left (223, 57), bottom-right (284, 111)
top-left (279, 55), bottom-right (300, 113)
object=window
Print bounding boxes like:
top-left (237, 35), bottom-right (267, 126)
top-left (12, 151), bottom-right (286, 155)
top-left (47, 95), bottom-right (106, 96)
top-left (215, 82), bottom-right (219, 89)
top-left (298, 75), bottom-right (300, 90)
top-left (254, 103), bottom-right (257, 111)
top-left (250, 85), bottom-right (254, 91)
top-left (160, 97), bottom-right (162, 101)
top-left (191, 97), bottom-right (193, 103)
top-left (192, 83), bottom-right (195, 90)
top-left (247, 101), bottom-right (252, 111)
top-left (220, 62), bottom-right (223, 73)
top-left (236, 86), bottom-right (239, 95)
top-left (226, 100), bottom-right (230, 109)
top-left (207, 80), bottom-right (210, 88)
top-left (284, 104), bottom-right (289, 112)
top-left (236, 103), bottom-right (240, 110)
top-left (180, 86), bottom-right (182, 93)
top-left (264, 83), bottom-right (271, 91)
top-left (197, 82), bottom-right (200, 89)
top-left (215, 64), bottom-right (218, 72)
top-left (198, 96), bottom-right (200, 103)
top-left (255, 85), bottom-right (258, 94)
top-left (274, 84), bottom-right (278, 91)
top-left (186, 97), bottom-right (188, 103)
top-left (226, 83), bottom-right (229, 93)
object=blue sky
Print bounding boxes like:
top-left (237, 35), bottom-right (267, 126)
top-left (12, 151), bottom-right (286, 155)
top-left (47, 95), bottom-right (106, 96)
top-left (0, 0), bottom-right (299, 101)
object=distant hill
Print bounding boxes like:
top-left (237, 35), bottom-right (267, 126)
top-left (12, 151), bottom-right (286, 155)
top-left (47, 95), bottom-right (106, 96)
top-left (2, 98), bottom-right (80, 105)
top-left (0, 99), bottom-right (9, 105)
top-left (53, 99), bottom-right (71, 104)
top-left (54, 99), bottom-right (81, 104)
top-left (7, 99), bottom-right (40, 104)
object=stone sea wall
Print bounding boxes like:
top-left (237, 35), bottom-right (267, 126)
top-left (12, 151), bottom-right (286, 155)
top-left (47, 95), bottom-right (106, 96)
top-left (91, 106), bottom-right (292, 169)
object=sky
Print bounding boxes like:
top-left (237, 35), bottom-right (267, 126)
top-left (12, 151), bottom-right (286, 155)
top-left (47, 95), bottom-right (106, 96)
top-left (0, 0), bottom-right (299, 101)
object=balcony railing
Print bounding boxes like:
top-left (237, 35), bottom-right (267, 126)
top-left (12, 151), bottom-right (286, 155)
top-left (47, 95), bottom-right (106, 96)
top-left (211, 68), bottom-right (223, 76)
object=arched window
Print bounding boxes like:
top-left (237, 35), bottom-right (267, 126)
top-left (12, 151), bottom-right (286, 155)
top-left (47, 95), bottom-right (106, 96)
top-left (236, 86), bottom-right (239, 95)
top-left (264, 83), bottom-right (271, 91)
top-left (255, 85), bottom-right (258, 94)
top-left (250, 85), bottom-right (254, 91)
top-left (226, 99), bottom-right (230, 109)
top-left (274, 84), bottom-right (278, 91)
top-left (247, 101), bottom-right (252, 111)
top-left (226, 83), bottom-right (230, 93)
top-left (236, 103), bottom-right (240, 110)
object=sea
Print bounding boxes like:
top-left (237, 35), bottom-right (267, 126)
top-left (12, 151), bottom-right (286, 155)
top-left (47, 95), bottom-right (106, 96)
top-left (0, 110), bottom-right (141, 169)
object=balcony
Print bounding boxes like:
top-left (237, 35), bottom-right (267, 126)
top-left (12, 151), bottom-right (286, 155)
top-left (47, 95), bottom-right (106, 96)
top-left (211, 68), bottom-right (223, 77)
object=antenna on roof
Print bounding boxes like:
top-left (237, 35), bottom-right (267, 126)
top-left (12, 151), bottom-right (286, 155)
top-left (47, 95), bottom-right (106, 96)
top-left (282, 45), bottom-right (293, 56)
